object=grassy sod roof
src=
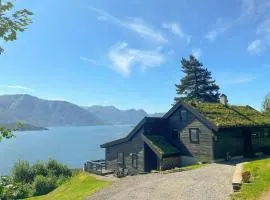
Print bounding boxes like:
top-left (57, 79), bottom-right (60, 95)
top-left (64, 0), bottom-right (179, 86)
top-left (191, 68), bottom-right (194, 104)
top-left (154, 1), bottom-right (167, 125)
top-left (142, 134), bottom-right (180, 158)
top-left (188, 102), bottom-right (270, 128)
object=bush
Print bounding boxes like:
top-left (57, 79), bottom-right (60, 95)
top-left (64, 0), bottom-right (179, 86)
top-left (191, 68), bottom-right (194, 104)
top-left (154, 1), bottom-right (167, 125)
top-left (56, 175), bottom-right (69, 186)
top-left (242, 171), bottom-right (251, 183)
top-left (47, 159), bottom-right (72, 178)
top-left (6, 159), bottom-right (72, 198)
top-left (12, 160), bottom-right (34, 184)
top-left (32, 161), bottom-right (48, 177)
top-left (0, 183), bottom-right (32, 200)
top-left (33, 175), bottom-right (56, 196)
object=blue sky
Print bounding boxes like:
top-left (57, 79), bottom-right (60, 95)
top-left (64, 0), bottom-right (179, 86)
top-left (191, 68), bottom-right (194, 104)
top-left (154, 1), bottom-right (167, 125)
top-left (0, 0), bottom-right (270, 113)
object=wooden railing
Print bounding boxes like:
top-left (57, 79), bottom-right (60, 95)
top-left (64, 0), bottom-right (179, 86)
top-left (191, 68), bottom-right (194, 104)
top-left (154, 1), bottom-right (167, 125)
top-left (84, 160), bottom-right (106, 175)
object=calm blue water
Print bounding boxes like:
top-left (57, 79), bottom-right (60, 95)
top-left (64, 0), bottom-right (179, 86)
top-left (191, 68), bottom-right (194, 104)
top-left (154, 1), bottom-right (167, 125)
top-left (0, 125), bottom-right (133, 175)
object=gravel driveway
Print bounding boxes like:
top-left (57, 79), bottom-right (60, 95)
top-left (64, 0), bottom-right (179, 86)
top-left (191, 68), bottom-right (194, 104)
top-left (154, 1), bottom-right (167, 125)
top-left (87, 163), bottom-right (235, 200)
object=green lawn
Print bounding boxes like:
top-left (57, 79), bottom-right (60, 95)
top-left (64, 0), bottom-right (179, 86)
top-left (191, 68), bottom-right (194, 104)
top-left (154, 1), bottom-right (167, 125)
top-left (231, 158), bottom-right (270, 200)
top-left (27, 172), bottom-right (111, 200)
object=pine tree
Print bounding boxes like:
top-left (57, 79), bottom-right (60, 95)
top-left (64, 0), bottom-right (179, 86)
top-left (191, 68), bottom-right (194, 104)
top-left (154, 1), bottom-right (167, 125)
top-left (174, 55), bottom-right (220, 103)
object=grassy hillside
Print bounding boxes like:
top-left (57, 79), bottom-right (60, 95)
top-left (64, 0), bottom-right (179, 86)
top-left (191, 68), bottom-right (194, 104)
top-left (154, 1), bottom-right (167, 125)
top-left (231, 158), bottom-right (270, 200)
top-left (27, 172), bottom-right (111, 200)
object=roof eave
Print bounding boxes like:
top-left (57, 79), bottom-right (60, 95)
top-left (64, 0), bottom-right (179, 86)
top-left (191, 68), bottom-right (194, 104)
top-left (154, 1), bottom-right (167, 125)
top-left (100, 117), bottom-right (148, 148)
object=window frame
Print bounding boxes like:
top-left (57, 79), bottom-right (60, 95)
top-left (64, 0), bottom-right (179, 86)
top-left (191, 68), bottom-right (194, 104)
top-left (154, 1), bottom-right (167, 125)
top-left (189, 128), bottom-right (200, 144)
top-left (131, 154), bottom-right (138, 169)
top-left (180, 109), bottom-right (188, 121)
top-left (117, 152), bottom-right (124, 167)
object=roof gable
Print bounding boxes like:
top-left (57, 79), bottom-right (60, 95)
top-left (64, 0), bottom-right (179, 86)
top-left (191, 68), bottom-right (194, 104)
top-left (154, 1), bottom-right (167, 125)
top-left (163, 101), bottom-right (270, 130)
top-left (163, 101), bottom-right (219, 131)
top-left (100, 117), bottom-right (165, 148)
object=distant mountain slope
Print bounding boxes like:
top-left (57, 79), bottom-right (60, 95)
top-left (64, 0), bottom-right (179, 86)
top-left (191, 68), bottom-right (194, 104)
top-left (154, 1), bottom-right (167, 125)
top-left (86, 105), bottom-right (148, 125)
top-left (147, 113), bottom-right (164, 117)
top-left (1, 122), bottom-right (48, 131)
top-left (0, 94), bottom-right (104, 126)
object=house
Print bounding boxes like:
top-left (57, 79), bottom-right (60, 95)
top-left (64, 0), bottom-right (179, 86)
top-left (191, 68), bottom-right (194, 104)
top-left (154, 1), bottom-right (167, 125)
top-left (100, 95), bottom-right (270, 174)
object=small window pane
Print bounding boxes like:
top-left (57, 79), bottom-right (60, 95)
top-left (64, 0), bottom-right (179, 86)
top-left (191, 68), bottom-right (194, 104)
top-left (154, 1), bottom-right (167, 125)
top-left (189, 128), bottom-right (199, 144)
top-left (180, 110), bottom-right (188, 121)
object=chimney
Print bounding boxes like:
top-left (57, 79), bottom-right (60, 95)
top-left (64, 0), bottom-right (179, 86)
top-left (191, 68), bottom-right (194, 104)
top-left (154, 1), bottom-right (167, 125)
top-left (220, 94), bottom-right (228, 105)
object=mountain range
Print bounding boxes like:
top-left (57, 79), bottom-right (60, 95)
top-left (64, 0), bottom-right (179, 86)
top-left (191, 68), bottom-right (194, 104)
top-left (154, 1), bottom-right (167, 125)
top-left (0, 94), bottom-right (164, 127)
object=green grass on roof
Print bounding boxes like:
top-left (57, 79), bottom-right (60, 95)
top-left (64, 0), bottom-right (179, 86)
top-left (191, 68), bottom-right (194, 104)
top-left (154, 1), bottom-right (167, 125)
top-left (188, 102), bottom-right (270, 128)
top-left (145, 135), bottom-right (179, 156)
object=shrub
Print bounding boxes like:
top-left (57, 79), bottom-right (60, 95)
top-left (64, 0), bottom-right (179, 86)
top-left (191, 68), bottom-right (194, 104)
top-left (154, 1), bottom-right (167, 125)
top-left (32, 161), bottom-right (48, 177)
top-left (56, 175), bottom-right (69, 186)
top-left (0, 176), bottom-right (12, 187)
top-left (12, 160), bottom-right (34, 184)
top-left (242, 171), bottom-right (251, 183)
top-left (33, 175), bottom-right (56, 196)
top-left (0, 183), bottom-right (31, 200)
top-left (47, 159), bottom-right (72, 178)
top-left (12, 183), bottom-right (32, 199)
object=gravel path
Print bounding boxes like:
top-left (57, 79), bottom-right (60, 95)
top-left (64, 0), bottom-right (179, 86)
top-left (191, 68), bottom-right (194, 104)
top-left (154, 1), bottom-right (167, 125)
top-left (87, 163), bottom-right (235, 200)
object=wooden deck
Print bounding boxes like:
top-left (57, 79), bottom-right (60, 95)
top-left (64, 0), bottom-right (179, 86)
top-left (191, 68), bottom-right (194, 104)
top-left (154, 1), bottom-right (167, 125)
top-left (84, 160), bottom-right (113, 176)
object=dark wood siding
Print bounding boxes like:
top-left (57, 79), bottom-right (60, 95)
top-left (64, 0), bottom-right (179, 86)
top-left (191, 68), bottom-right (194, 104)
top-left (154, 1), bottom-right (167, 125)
top-left (213, 129), bottom-right (243, 159)
top-left (166, 106), bottom-right (214, 162)
top-left (179, 119), bottom-right (214, 162)
top-left (105, 128), bottom-right (144, 174)
top-left (213, 128), bottom-right (270, 159)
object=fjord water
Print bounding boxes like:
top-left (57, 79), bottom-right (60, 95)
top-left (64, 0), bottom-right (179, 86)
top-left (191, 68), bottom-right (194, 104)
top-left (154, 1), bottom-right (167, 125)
top-left (0, 125), bottom-right (133, 175)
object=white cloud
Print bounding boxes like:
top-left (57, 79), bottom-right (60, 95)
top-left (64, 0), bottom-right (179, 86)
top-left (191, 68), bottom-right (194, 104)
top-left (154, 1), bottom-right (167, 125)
top-left (205, 18), bottom-right (231, 42)
top-left (238, 0), bottom-right (270, 22)
top-left (108, 42), bottom-right (165, 77)
top-left (256, 18), bottom-right (270, 36)
top-left (0, 85), bottom-right (35, 92)
top-left (162, 22), bottom-right (191, 44)
top-left (247, 18), bottom-right (270, 54)
top-left (167, 50), bottom-right (174, 55)
top-left (89, 7), bottom-right (167, 44)
top-left (247, 39), bottom-right (265, 54)
top-left (238, 0), bottom-right (270, 54)
top-left (79, 56), bottom-right (102, 66)
top-left (191, 48), bottom-right (202, 58)
top-left (162, 23), bottom-right (184, 37)
top-left (231, 76), bottom-right (256, 84)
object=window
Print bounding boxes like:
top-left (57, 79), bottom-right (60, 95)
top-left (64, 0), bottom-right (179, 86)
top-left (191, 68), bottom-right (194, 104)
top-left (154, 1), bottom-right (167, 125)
top-left (131, 154), bottom-right (138, 169)
top-left (189, 128), bottom-right (199, 144)
top-left (117, 152), bottom-right (124, 167)
top-left (172, 129), bottom-right (179, 139)
top-left (252, 132), bottom-right (264, 144)
top-left (180, 110), bottom-right (188, 121)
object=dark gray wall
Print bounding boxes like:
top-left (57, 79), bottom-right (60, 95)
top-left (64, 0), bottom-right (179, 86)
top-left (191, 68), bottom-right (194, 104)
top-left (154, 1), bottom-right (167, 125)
top-left (105, 128), bottom-right (145, 174)
top-left (166, 106), bottom-right (214, 162)
top-left (214, 127), bottom-right (270, 159)
top-left (213, 129), bottom-right (243, 159)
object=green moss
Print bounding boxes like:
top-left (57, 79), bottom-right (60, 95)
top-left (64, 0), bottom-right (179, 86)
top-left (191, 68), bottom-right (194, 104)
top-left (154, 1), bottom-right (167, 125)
top-left (145, 135), bottom-right (179, 156)
top-left (188, 102), bottom-right (270, 128)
